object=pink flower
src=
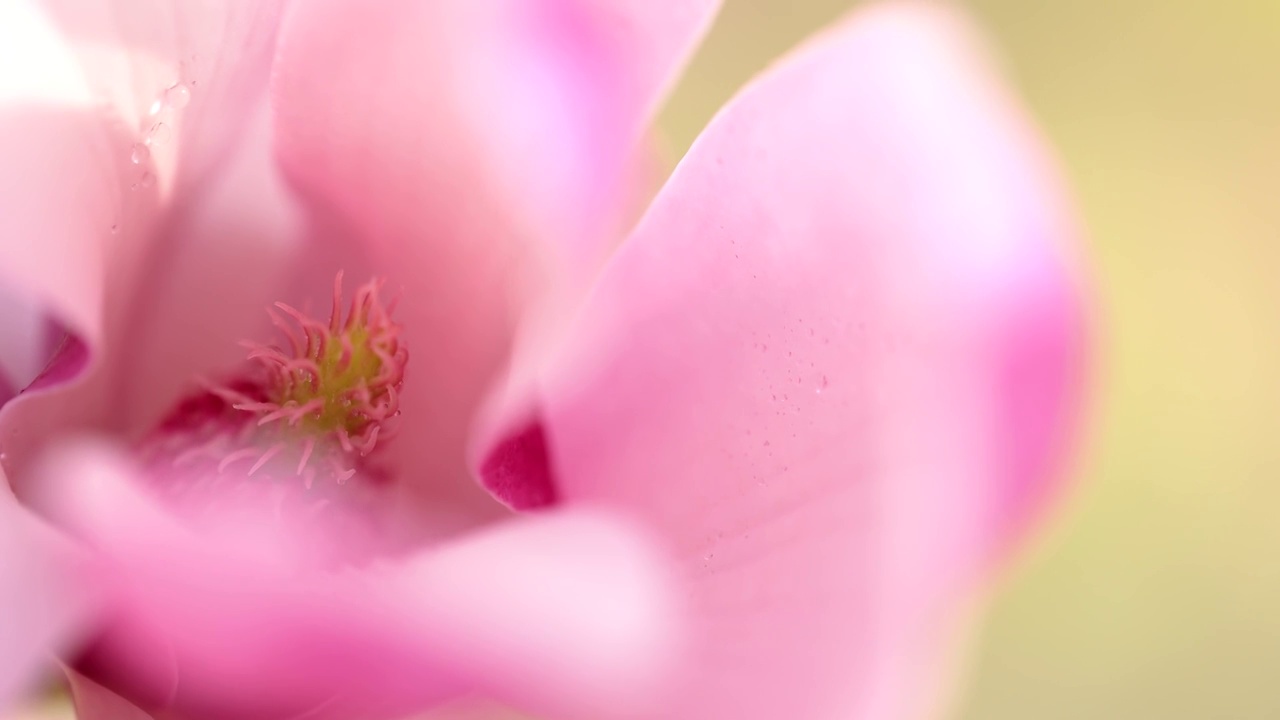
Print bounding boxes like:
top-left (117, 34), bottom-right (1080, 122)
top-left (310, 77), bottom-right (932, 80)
top-left (0, 1), bottom-right (1088, 720)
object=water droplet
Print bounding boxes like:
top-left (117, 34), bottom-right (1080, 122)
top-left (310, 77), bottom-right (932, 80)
top-left (148, 98), bottom-right (163, 116)
top-left (147, 122), bottom-right (172, 145)
top-left (130, 143), bottom-right (150, 164)
top-left (110, 224), bottom-right (118, 234)
top-left (815, 375), bottom-right (829, 394)
top-left (165, 83), bottom-right (191, 109)
top-left (139, 172), bottom-right (155, 188)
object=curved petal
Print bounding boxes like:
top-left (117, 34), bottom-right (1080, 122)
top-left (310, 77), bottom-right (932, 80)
top-left (271, 0), bottom-right (720, 515)
top-left (0, 0), bottom-right (286, 489)
top-left (0, 283), bottom-right (56, 403)
top-left (34, 443), bottom-right (679, 720)
top-left (0, 485), bottom-right (99, 710)
top-left (115, 100), bottom-right (304, 433)
top-left (480, 3), bottom-right (1088, 718)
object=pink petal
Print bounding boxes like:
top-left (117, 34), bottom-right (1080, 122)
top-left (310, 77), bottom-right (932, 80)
top-left (480, 3), bottom-right (1088, 718)
top-left (0, 280), bottom-right (62, 403)
top-left (271, 0), bottom-right (720, 517)
top-left (0, 485), bottom-right (99, 710)
top-left (35, 443), bottom-right (678, 720)
top-left (114, 101), bottom-right (303, 433)
top-left (0, 0), bottom-right (286, 488)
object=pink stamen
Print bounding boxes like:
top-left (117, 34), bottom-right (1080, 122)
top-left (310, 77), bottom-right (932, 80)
top-left (258, 405), bottom-right (299, 426)
top-left (218, 447), bottom-right (263, 473)
top-left (274, 301), bottom-right (313, 329)
top-left (360, 425), bottom-right (380, 456)
top-left (282, 359), bottom-right (321, 391)
top-left (337, 335), bottom-right (355, 374)
top-left (336, 428), bottom-right (355, 454)
top-left (247, 443), bottom-right (285, 477)
top-left (296, 437), bottom-right (316, 476)
top-left (189, 273), bottom-right (406, 494)
top-left (246, 347), bottom-right (291, 366)
top-left (234, 401), bottom-right (280, 414)
top-left (330, 271), bottom-right (345, 334)
top-left (288, 399), bottom-right (325, 425)
top-left (266, 307), bottom-right (304, 356)
top-left (383, 384), bottom-right (400, 416)
top-left (209, 385), bottom-right (256, 406)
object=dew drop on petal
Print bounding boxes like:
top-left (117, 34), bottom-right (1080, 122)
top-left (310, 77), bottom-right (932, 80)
top-left (165, 83), bottom-right (191, 109)
top-left (130, 143), bottom-right (150, 164)
top-left (139, 172), bottom-right (155, 189)
top-left (147, 123), bottom-right (172, 145)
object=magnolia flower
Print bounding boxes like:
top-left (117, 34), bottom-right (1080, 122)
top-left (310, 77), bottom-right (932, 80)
top-left (0, 1), bottom-right (1087, 719)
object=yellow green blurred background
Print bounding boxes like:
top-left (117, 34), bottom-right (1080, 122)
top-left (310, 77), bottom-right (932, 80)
top-left (661, 0), bottom-right (1280, 717)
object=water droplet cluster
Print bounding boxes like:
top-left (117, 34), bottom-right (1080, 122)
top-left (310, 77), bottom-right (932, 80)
top-left (128, 81), bottom-right (191, 193)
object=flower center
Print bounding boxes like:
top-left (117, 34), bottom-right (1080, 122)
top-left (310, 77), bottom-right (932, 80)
top-left (235, 273), bottom-right (406, 456)
top-left (138, 274), bottom-right (406, 493)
